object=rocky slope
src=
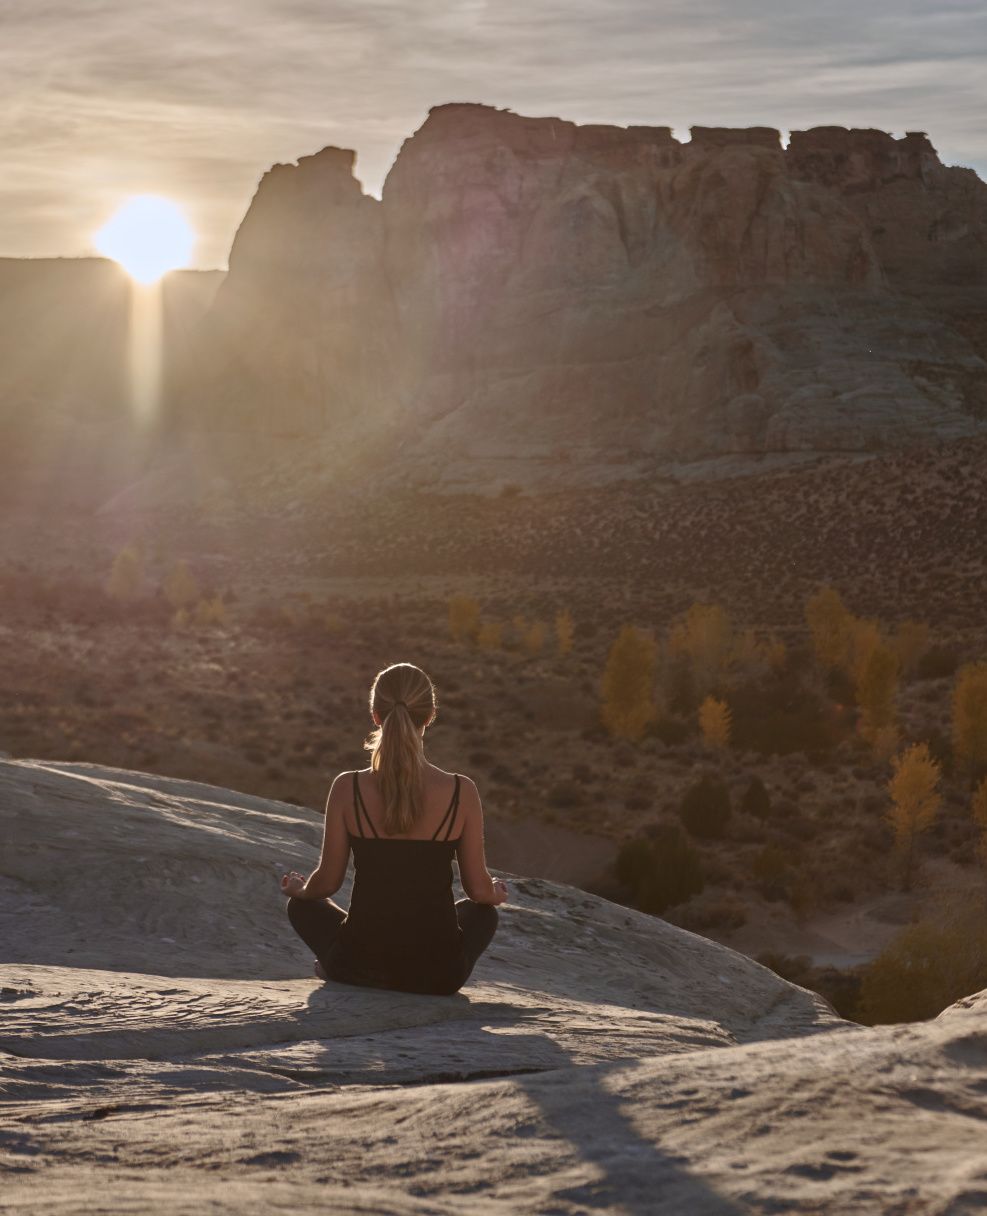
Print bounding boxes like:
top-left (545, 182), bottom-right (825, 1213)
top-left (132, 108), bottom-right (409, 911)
top-left (3, 757), bottom-right (987, 1212)
top-left (175, 103), bottom-right (987, 493)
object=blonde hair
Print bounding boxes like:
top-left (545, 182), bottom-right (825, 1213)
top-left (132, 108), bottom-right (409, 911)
top-left (363, 663), bottom-right (437, 834)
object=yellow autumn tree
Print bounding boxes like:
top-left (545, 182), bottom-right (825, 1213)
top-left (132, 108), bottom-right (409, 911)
top-left (448, 594), bottom-right (481, 643)
top-left (477, 619), bottom-right (503, 650)
top-left (847, 617), bottom-right (884, 686)
top-left (555, 608), bottom-right (575, 657)
top-left (194, 596), bottom-right (228, 627)
top-left (805, 585), bottom-right (854, 673)
top-left (698, 695), bottom-right (732, 750)
top-left (667, 602), bottom-right (733, 698)
top-left (163, 559), bottom-right (199, 611)
top-left (107, 544), bottom-right (144, 603)
top-left (856, 642), bottom-right (901, 743)
top-left (886, 742), bottom-right (942, 890)
top-left (601, 625), bottom-right (658, 742)
top-left (952, 661), bottom-right (987, 776)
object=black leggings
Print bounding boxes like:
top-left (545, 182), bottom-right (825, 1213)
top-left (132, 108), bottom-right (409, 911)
top-left (286, 897), bottom-right (498, 993)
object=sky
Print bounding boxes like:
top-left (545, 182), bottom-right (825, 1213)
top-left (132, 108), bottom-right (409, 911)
top-left (2, 0), bottom-right (986, 269)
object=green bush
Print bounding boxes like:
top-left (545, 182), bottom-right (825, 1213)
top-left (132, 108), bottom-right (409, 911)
top-left (615, 823), bottom-right (704, 914)
top-left (679, 775), bottom-right (732, 839)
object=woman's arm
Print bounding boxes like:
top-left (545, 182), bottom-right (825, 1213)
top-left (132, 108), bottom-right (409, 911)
top-left (281, 773), bottom-right (351, 899)
top-left (455, 776), bottom-right (508, 905)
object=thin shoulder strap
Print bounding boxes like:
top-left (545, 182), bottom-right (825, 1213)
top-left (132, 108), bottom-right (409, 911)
top-left (352, 771), bottom-right (379, 839)
top-left (431, 774), bottom-right (461, 841)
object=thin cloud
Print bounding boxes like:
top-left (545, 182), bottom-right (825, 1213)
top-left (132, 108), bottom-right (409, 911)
top-left (0, 0), bottom-right (984, 266)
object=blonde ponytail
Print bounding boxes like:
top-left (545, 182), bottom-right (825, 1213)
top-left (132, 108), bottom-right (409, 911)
top-left (363, 663), bottom-right (437, 834)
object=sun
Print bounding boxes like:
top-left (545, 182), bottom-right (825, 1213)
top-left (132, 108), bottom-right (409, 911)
top-left (93, 194), bottom-right (196, 284)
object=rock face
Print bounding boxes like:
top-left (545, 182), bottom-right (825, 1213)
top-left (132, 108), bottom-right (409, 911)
top-left (4, 756), bottom-right (987, 1212)
top-left (180, 103), bottom-right (987, 491)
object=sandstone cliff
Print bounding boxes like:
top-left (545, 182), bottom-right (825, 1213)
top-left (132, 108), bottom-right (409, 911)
top-left (3, 756), bottom-right (987, 1212)
top-left (177, 103), bottom-right (987, 493)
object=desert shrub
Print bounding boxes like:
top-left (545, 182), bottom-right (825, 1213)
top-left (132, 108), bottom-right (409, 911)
top-left (757, 953), bottom-right (863, 1021)
top-left (858, 897), bottom-right (987, 1024)
top-left (740, 776), bottom-right (772, 820)
top-left (644, 714), bottom-right (691, 745)
top-left (615, 823), bottom-right (704, 915)
top-left (663, 653), bottom-right (699, 717)
top-left (923, 727), bottom-right (954, 778)
top-left (489, 763), bottom-right (520, 786)
top-left (546, 779), bottom-right (585, 809)
top-left (915, 645), bottom-right (960, 681)
top-left (679, 775), bottom-right (732, 839)
top-left (729, 668), bottom-right (842, 756)
top-left (750, 843), bottom-right (791, 900)
top-left (892, 620), bottom-right (931, 678)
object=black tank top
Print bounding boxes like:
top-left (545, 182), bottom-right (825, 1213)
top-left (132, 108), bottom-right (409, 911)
top-left (326, 770), bottom-right (467, 995)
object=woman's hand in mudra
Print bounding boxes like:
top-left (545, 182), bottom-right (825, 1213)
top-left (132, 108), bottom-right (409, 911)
top-left (491, 879), bottom-right (508, 906)
top-left (281, 871), bottom-right (307, 898)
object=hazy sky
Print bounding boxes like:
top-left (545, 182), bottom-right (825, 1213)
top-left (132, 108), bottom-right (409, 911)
top-left (3, 0), bottom-right (985, 269)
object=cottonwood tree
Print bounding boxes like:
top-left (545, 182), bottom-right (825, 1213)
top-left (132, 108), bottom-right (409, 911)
top-left (667, 602), bottom-right (734, 699)
top-left (952, 662), bottom-right (987, 778)
top-left (107, 545), bottom-right (144, 603)
top-left (477, 619), bottom-right (503, 650)
top-left (448, 594), bottom-right (481, 643)
top-left (805, 585), bottom-right (854, 674)
top-left (856, 642), bottom-right (901, 744)
top-left (886, 742), bottom-right (942, 891)
top-left (555, 608), bottom-right (575, 657)
top-left (698, 695), bottom-right (732, 750)
top-left (163, 559), bottom-right (199, 611)
top-left (601, 625), bottom-right (658, 742)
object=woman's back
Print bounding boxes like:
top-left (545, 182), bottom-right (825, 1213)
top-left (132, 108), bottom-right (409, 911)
top-left (333, 767), bottom-right (466, 991)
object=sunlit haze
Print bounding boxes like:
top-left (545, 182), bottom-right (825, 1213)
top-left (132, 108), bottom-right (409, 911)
top-left (92, 195), bottom-right (196, 284)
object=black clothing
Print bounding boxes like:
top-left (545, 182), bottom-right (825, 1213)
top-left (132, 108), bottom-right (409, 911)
top-left (286, 896), bottom-right (498, 995)
top-left (285, 771), bottom-right (499, 995)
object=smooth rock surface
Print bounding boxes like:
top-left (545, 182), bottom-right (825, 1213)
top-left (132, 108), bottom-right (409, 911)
top-left (3, 756), bottom-right (987, 1212)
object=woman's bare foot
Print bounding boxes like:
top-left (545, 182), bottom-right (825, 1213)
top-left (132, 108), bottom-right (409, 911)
top-left (314, 959), bottom-right (328, 981)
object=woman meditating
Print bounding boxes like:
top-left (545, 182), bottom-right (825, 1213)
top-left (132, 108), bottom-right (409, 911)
top-left (281, 662), bottom-right (507, 995)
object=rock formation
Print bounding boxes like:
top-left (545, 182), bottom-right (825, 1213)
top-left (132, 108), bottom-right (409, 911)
top-left (177, 103), bottom-right (987, 492)
top-left (4, 755), bottom-right (987, 1211)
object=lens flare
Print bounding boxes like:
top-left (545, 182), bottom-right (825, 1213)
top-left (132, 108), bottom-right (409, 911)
top-left (93, 194), bottom-right (195, 283)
